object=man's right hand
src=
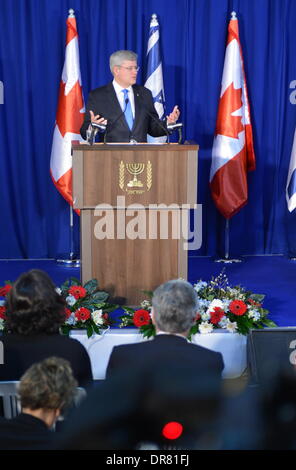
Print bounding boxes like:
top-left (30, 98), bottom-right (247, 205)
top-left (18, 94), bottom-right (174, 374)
top-left (90, 110), bottom-right (108, 126)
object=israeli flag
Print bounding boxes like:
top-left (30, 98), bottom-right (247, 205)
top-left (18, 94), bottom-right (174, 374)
top-left (286, 127), bottom-right (296, 212)
top-left (145, 13), bottom-right (167, 143)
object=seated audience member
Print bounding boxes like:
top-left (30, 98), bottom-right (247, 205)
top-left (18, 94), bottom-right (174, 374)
top-left (259, 367), bottom-right (296, 450)
top-left (106, 279), bottom-right (224, 378)
top-left (0, 269), bottom-right (92, 387)
top-left (58, 357), bottom-right (223, 450)
top-left (0, 356), bottom-right (77, 450)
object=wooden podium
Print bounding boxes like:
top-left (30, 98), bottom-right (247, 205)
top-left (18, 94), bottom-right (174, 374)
top-left (72, 143), bottom-right (198, 305)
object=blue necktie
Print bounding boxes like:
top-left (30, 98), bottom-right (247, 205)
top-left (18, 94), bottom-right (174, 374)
top-left (122, 89), bottom-right (134, 130)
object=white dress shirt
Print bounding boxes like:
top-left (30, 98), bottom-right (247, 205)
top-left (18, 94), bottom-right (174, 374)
top-left (112, 79), bottom-right (135, 118)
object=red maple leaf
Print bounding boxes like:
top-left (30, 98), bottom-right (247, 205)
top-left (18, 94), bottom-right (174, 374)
top-left (215, 83), bottom-right (244, 139)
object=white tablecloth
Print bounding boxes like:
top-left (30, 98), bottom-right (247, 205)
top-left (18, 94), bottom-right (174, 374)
top-left (70, 328), bottom-right (247, 379)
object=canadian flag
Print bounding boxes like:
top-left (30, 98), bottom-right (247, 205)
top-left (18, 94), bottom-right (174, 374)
top-left (50, 9), bottom-right (85, 209)
top-left (210, 12), bottom-right (255, 219)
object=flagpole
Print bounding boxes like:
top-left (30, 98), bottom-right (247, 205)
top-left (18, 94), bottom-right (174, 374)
top-left (50, 9), bottom-right (83, 268)
top-left (225, 218), bottom-right (230, 260)
top-left (56, 206), bottom-right (80, 266)
top-left (215, 218), bottom-right (243, 264)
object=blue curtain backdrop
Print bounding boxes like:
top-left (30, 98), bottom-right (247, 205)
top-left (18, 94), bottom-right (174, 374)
top-left (0, 0), bottom-right (296, 258)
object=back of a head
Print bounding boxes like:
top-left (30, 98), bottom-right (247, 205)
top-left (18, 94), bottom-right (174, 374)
top-left (109, 50), bottom-right (138, 73)
top-left (152, 279), bottom-right (198, 334)
top-left (18, 356), bottom-right (77, 413)
top-left (5, 269), bottom-right (66, 335)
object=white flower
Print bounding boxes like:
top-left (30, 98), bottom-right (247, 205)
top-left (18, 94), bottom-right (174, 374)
top-left (0, 318), bottom-right (4, 330)
top-left (197, 299), bottom-right (211, 308)
top-left (226, 319), bottom-right (238, 333)
top-left (66, 295), bottom-right (76, 306)
top-left (141, 300), bottom-right (151, 311)
top-left (66, 314), bottom-right (76, 326)
top-left (201, 312), bottom-right (211, 321)
top-left (222, 299), bottom-right (231, 311)
top-left (55, 287), bottom-right (62, 295)
top-left (248, 309), bottom-right (261, 321)
top-left (91, 309), bottom-right (105, 326)
top-left (199, 322), bottom-right (214, 334)
top-left (194, 281), bottom-right (207, 292)
top-left (206, 299), bottom-right (224, 316)
top-left (218, 316), bottom-right (228, 328)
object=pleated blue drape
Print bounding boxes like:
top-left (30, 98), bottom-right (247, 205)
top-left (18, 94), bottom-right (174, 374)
top-left (0, 0), bottom-right (296, 257)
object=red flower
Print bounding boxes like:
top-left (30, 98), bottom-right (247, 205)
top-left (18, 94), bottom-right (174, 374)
top-left (229, 300), bottom-right (247, 316)
top-left (102, 313), bottom-right (109, 321)
top-left (0, 306), bottom-right (6, 319)
top-left (64, 308), bottom-right (72, 319)
top-left (75, 307), bottom-right (91, 322)
top-left (195, 313), bottom-right (201, 322)
top-left (248, 298), bottom-right (262, 308)
top-left (0, 284), bottom-right (12, 297)
top-left (68, 285), bottom-right (87, 300)
top-left (133, 309), bottom-right (151, 327)
top-left (210, 307), bottom-right (225, 324)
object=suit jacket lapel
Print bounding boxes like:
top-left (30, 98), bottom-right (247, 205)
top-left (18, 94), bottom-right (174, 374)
top-left (106, 82), bottom-right (129, 130)
top-left (132, 85), bottom-right (142, 132)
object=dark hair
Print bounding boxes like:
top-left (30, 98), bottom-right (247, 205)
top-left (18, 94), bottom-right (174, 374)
top-left (5, 269), bottom-right (66, 335)
top-left (18, 356), bottom-right (77, 412)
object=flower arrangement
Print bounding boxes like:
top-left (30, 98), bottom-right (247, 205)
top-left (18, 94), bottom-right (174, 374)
top-left (0, 278), bottom-right (118, 338)
top-left (0, 282), bottom-right (12, 331)
top-left (57, 277), bottom-right (118, 337)
top-left (118, 271), bottom-right (277, 338)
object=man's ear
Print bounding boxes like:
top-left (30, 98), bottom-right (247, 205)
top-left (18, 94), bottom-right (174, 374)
top-left (151, 307), bottom-right (155, 325)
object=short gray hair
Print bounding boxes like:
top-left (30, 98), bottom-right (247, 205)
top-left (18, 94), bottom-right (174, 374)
top-left (109, 50), bottom-right (138, 74)
top-left (152, 280), bottom-right (198, 333)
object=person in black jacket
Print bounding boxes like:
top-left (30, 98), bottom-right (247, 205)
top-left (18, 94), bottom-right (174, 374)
top-left (0, 269), bottom-right (92, 387)
top-left (0, 356), bottom-right (77, 450)
top-left (80, 50), bottom-right (180, 143)
top-left (106, 279), bottom-right (224, 379)
top-left (58, 280), bottom-right (224, 450)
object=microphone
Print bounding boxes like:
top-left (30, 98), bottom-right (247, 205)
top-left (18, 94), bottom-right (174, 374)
top-left (103, 98), bottom-right (129, 144)
top-left (167, 122), bottom-right (183, 144)
top-left (86, 122), bottom-right (107, 146)
top-left (135, 92), bottom-right (170, 143)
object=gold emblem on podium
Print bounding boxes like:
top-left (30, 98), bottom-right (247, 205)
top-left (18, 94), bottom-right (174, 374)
top-left (119, 161), bottom-right (152, 194)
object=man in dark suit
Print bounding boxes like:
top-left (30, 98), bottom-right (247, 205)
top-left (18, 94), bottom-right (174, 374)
top-left (80, 50), bottom-right (180, 143)
top-left (57, 280), bottom-right (224, 450)
top-left (106, 279), bottom-right (224, 378)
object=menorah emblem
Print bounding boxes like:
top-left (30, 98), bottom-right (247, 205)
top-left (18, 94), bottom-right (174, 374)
top-left (126, 163), bottom-right (145, 188)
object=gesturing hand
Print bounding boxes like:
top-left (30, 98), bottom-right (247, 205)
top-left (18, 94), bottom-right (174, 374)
top-left (166, 105), bottom-right (180, 124)
top-left (90, 110), bottom-right (108, 126)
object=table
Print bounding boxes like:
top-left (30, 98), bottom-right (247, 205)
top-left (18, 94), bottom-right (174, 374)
top-left (70, 328), bottom-right (247, 379)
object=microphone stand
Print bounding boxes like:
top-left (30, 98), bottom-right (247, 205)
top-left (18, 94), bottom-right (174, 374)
top-left (56, 205), bottom-right (80, 267)
top-left (167, 123), bottom-right (183, 144)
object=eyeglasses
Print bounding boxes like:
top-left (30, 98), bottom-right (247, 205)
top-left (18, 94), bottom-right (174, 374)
top-left (118, 65), bottom-right (140, 72)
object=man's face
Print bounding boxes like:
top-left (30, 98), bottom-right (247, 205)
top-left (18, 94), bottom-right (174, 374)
top-left (113, 60), bottom-right (139, 88)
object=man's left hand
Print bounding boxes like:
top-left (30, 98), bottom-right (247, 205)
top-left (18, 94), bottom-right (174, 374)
top-left (166, 105), bottom-right (180, 124)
